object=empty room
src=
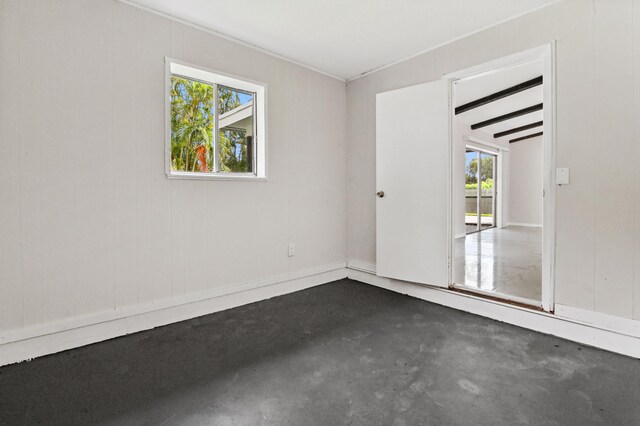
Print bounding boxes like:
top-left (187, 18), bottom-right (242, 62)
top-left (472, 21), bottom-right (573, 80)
top-left (2, 1), bottom-right (640, 425)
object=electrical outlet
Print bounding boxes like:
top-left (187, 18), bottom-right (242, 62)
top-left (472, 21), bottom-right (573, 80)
top-left (288, 243), bottom-right (296, 257)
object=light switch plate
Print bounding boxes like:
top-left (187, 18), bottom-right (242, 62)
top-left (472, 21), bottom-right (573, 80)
top-left (556, 167), bottom-right (569, 185)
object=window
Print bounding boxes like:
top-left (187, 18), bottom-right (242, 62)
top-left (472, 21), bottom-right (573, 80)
top-left (165, 59), bottom-right (267, 180)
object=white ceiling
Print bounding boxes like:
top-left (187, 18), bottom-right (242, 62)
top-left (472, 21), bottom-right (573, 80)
top-left (454, 60), bottom-right (543, 141)
top-left (123, 0), bottom-right (558, 81)
top-left (454, 60), bottom-right (543, 107)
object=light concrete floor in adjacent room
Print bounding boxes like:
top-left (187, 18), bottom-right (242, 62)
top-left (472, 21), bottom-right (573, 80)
top-left (454, 226), bottom-right (542, 302)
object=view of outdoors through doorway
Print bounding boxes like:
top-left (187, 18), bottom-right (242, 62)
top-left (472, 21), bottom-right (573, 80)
top-left (452, 56), bottom-right (545, 307)
top-left (465, 149), bottom-right (496, 234)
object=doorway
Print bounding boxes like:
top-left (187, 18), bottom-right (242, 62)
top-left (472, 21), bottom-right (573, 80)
top-left (374, 43), bottom-right (555, 312)
top-left (449, 47), bottom-right (553, 308)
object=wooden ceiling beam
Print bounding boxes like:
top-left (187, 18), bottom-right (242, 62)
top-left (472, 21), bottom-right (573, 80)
top-left (455, 76), bottom-right (543, 115)
top-left (509, 131), bottom-right (543, 143)
top-left (494, 121), bottom-right (542, 138)
top-left (470, 103), bottom-right (542, 130)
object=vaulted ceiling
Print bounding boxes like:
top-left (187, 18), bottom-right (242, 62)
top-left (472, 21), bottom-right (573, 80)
top-left (454, 60), bottom-right (544, 143)
top-left (122, 0), bottom-right (558, 81)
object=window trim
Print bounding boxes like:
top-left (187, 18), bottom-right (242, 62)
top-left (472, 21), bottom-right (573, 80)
top-left (164, 57), bottom-right (268, 181)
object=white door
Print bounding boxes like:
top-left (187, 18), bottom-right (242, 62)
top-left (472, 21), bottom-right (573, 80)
top-left (376, 79), bottom-right (450, 287)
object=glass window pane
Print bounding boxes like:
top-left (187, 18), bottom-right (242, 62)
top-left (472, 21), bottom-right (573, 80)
top-left (465, 150), bottom-right (479, 232)
top-left (170, 76), bottom-right (215, 173)
top-left (218, 85), bottom-right (255, 173)
top-left (479, 153), bottom-right (495, 230)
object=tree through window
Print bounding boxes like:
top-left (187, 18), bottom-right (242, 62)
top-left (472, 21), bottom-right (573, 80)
top-left (166, 61), bottom-right (266, 179)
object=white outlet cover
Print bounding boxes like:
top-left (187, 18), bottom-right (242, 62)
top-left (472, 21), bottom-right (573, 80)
top-left (556, 167), bottom-right (569, 185)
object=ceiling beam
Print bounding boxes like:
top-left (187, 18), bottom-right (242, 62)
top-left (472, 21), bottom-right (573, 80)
top-left (470, 103), bottom-right (543, 130)
top-left (509, 131), bottom-right (543, 143)
top-left (494, 121), bottom-right (542, 138)
top-left (455, 76), bottom-right (543, 115)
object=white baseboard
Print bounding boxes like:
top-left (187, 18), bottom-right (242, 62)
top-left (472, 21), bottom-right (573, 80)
top-left (555, 304), bottom-right (640, 339)
top-left (0, 263), bottom-right (347, 366)
top-left (5, 261), bottom-right (638, 366)
top-left (347, 268), bottom-right (640, 359)
top-left (507, 222), bottom-right (542, 228)
top-left (346, 259), bottom-right (377, 274)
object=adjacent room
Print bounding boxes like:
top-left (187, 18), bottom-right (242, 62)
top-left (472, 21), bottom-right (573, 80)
top-left (2, 1), bottom-right (640, 425)
top-left (452, 59), bottom-right (545, 305)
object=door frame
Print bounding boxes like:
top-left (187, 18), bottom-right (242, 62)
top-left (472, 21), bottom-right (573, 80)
top-left (442, 42), bottom-right (557, 313)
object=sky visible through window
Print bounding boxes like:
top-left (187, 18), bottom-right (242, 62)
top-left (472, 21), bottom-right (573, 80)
top-left (465, 152), bottom-right (475, 168)
top-left (238, 93), bottom-right (252, 104)
top-left (466, 151), bottom-right (477, 179)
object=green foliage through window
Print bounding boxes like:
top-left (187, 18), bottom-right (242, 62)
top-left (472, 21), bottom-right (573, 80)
top-left (170, 76), bottom-right (214, 172)
top-left (465, 156), bottom-right (494, 184)
top-left (170, 76), bottom-right (254, 174)
top-left (465, 178), bottom-right (493, 190)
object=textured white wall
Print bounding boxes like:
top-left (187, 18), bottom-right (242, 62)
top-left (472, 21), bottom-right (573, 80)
top-left (0, 0), bottom-right (347, 333)
top-left (509, 136), bottom-right (543, 226)
top-left (346, 0), bottom-right (640, 320)
top-left (3, 0), bottom-right (640, 341)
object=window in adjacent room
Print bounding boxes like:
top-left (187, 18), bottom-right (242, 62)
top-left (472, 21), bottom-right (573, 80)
top-left (166, 59), bottom-right (267, 180)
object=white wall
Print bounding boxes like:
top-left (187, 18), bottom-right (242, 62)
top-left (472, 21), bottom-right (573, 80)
top-left (509, 136), bottom-right (543, 226)
top-left (4, 0), bottom-right (640, 359)
top-left (346, 0), bottom-right (640, 321)
top-left (0, 0), bottom-right (347, 335)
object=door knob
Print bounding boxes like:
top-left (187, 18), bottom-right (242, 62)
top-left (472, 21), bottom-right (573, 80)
top-left (376, 191), bottom-right (385, 198)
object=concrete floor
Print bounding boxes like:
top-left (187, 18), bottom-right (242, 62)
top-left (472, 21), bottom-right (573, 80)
top-left (455, 226), bottom-right (542, 302)
top-left (1, 279), bottom-right (639, 425)
top-left (465, 216), bottom-right (495, 233)
top-left (465, 223), bottom-right (493, 234)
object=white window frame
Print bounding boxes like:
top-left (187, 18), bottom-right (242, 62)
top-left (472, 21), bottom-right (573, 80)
top-left (165, 58), bottom-right (267, 181)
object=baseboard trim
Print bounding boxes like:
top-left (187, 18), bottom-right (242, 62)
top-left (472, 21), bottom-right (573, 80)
top-left (507, 222), bottom-right (542, 228)
top-left (555, 304), bottom-right (640, 339)
top-left (347, 268), bottom-right (640, 359)
top-left (5, 262), bottom-right (638, 366)
top-left (0, 263), bottom-right (347, 366)
top-left (346, 259), bottom-right (377, 274)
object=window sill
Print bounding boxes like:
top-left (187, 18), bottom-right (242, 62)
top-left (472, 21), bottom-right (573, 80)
top-left (166, 171), bottom-right (267, 182)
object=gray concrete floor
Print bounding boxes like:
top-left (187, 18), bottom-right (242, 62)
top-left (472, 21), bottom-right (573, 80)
top-left (1, 279), bottom-right (639, 425)
top-left (455, 226), bottom-right (542, 302)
